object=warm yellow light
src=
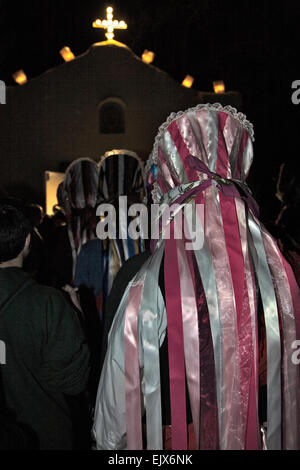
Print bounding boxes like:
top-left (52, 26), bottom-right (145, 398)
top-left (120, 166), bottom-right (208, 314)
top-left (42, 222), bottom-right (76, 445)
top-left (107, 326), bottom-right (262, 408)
top-left (93, 6), bottom-right (127, 41)
top-left (182, 75), bottom-right (194, 88)
top-left (213, 80), bottom-right (225, 94)
top-left (45, 171), bottom-right (65, 216)
top-left (12, 70), bottom-right (27, 85)
top-left (142, 50), bottom-right (155, 64)
top-left (60, 46), bottom-right (75, 62)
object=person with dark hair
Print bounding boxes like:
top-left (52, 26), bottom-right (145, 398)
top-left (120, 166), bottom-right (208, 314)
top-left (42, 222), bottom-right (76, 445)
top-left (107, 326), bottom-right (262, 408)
top-left (0, 204), bottom-right (90, 449)
top-left (0, 204), bottom-right (32, 263)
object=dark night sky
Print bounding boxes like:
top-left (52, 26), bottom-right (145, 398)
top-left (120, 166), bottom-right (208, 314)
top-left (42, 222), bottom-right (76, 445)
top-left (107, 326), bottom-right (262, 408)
top-left (0, 0), bottom-right (299, 219)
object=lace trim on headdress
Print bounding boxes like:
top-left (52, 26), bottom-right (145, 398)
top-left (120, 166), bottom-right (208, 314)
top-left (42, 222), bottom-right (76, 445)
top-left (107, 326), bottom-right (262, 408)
top-left (152, 103), bottom-right (255, 164)
top-left (151, 181), bottom-right (163, 204)
top-left (142, 151), bottom-right (155, 204)
top-left (63, 157), bottom-right (99, 181)
top-left (144, 151), bottom-right (155, 178)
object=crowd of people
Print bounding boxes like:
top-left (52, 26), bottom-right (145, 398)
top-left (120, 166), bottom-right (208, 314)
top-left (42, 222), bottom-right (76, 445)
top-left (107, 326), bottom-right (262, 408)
top-left (0, 103), bottom-right (299, 450)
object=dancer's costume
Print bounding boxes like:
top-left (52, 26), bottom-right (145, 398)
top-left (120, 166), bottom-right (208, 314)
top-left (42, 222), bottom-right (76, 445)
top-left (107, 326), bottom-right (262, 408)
top-left (74, 150), bottom-right (145, 320)
top-left (63, 158), bottom-right (99, 279)
top-left (93, 104), bottom-right (300, 450)
top-left (97, 150), bottom-right (145, 299)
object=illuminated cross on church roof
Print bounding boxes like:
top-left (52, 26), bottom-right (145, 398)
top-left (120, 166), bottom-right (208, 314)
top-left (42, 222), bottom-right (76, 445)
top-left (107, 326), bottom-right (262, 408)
top-left (92, 6), bottom-right (127, 41)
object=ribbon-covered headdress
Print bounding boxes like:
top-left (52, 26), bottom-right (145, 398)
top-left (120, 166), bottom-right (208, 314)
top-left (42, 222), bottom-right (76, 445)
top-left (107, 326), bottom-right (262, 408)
top-left (94, 104), bottom-right (300, 450)
top-left (97, 150), bottom-right (145, 297)
top-left (63, 158), bottom-right (99, 277)
top-left (98, 149), bottom-right (145, 204)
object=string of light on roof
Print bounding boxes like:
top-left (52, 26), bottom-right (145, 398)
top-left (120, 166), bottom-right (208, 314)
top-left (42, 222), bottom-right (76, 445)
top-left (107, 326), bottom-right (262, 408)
top-left (12, 6), bottom-right (226, 93)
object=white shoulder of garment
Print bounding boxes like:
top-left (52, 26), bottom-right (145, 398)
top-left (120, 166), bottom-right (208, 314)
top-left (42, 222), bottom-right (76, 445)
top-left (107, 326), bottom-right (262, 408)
top-left (93, 279), bottom-right (166, 450)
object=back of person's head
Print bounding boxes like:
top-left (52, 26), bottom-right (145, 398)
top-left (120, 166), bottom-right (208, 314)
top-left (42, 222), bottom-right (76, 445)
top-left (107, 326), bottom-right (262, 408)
top-left (98, 151), bottom-right (145, 204)
top-left (56, 182), bottom-right (65, 209)
top-left (52, 206), bottom-right (66, 225)
top-left (152, 103), bottom-right (254, 198)
top-left (24, 204), bottom-right (44, 227)
top-left (0, 204), bottom-right (32, 263)
top-left (63, 158), bottom-right (99, 211)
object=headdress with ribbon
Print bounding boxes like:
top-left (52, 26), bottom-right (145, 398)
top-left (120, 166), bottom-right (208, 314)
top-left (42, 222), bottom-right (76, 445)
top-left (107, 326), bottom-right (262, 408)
top-left (144, 150), bottom-right (158, 205)
top-left (63, 158), bottom-right (99, 279)
top-left (97, 149), bottom-right (145, 299)
top-left (94, 104), bottom-right (300, 450)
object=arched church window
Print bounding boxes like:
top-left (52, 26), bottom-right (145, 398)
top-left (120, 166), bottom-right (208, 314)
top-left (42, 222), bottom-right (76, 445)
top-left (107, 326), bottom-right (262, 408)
top-left (99, 98), bottom-right (125, 134)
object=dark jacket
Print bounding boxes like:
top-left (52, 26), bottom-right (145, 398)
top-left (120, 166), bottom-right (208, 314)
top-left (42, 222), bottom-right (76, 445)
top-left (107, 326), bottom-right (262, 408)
top-left (0, 267), bottom-right (90, 449)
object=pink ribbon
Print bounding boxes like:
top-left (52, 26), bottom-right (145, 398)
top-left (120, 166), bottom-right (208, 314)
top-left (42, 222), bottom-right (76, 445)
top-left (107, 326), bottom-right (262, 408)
top-left (164, 224), bottom-right (188, 449)
top-left (266, 234), bottom-right (300, 448)
top-left (186, 155), bottom-right (259, 217)
top-left (235, 199), bottom-right (260, 449)
top-left (204, 185), bottom-right (243, 449)
top-left (124, 283), bottom-right (144, 449)
top-left (177, 238), bottom-right (200, 449)
top-left (220, 195), bottom-right (250, 443)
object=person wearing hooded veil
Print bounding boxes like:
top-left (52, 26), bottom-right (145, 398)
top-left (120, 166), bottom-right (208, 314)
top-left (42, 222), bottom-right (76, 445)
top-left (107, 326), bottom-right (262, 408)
top-left (93, 103), bottom-right (300, 451)
top-left (98, 154), bottom-right (157, 373)
top-left (73, 150), bottom-right (145, 402)
top-left (62, 158), bottom-right (100, 278)
top-left (74, 150), bottom-right (145, 321)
